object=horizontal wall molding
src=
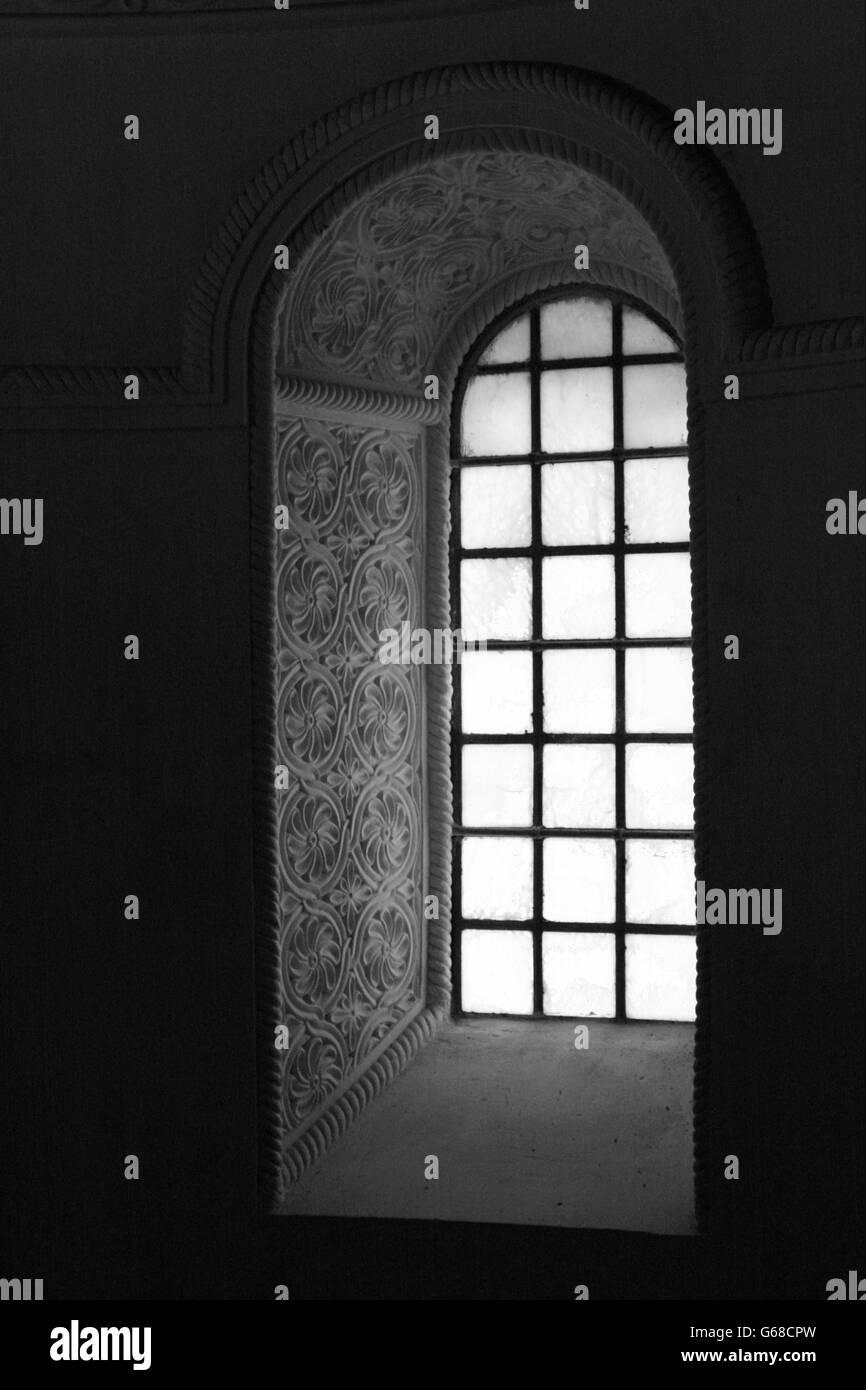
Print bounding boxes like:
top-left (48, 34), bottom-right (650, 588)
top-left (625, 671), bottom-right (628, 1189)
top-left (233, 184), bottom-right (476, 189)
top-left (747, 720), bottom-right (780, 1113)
top-left (1, 321), bottom-right (864, 423)
top-left (0, 60), bottom-right (863, 419)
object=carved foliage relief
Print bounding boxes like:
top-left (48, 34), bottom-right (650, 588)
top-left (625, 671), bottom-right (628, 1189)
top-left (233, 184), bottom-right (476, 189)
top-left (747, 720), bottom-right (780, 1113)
top-left (276, 151), bottom-right (674, 389)
top-left (275, 412), bottom-right (425, 1136)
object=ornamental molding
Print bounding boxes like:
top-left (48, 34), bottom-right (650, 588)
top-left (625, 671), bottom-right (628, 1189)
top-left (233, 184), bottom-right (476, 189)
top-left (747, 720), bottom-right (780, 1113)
top-left (189, 61), bottom-right (773, 402)
top-left (0, 63), bottom-right (863, 410)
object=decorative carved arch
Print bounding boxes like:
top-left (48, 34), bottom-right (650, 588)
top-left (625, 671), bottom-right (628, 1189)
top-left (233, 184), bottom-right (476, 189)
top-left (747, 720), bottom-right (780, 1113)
top-left (246, 62), bottom-right (768, 1221)
top-left (190, 61), bottom-right (773, 407)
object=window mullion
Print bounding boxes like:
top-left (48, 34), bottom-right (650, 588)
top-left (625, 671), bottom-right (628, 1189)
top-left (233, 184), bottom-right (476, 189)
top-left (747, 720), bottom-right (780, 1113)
top-left (530, 305), bottom-right (544, 1018)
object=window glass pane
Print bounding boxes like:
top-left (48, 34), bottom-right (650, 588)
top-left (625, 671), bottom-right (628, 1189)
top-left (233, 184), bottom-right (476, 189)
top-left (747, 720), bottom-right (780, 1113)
top-left (541, 460), bottom-right (615, 545)
top-left (462, 836), bottom-right (533, 919)
top-left (461, 929), bottom-right (533, 1014)
top-left (626, 839), bottom-right (696, 925)
top-left (462, 744), bottom-right (533, 827)
top-left (625, 647), bottom-right (693, 733)
top-left (460, 558), bottom-right (531, 640)
top-left (542, 932), bottom-right (616, 1017)
top-left (540, 297), bottom-right (612, 359)
top-left (461, 464), bottom-right (531, 548)
top-left (542, 555), bottom-right (615, 638)
top-left (623, 363), bottom-right (687, 448)
top-left (478, 314), bottom-right (531, 365)
top-left (626, 933), bottom-right (696, 1022)
top-left (625, 743), bottom-right (694, 829)
top-left (461, 650), bottom-right (533, 733)
top-left (461, 372), bottom-right (531, 456)
top-left (625, 553), bottom-right (691, 637)
top-left (624, 457), bottom-right (690, 543)
top-left (540, 367), bottom-right (613, 452)
top-left (543, 837), bottom-right (616, 922)
top-left (622, 308), bottom-right (678, 355)
top-left (543, 648), bottom-right (615, 733)
top-left (543, 744), bottom-right (616, 828)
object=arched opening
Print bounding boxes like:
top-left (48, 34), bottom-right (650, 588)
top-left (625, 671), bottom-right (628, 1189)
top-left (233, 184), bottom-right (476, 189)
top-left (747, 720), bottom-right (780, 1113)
top-left (212, 63), bottom-right (771, 1229)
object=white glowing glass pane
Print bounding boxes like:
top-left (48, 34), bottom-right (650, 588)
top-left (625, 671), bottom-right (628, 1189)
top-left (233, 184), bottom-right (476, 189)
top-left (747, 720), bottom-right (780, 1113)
top-left (461, 372), bottom-right (532, 456)
top-left (624, 457), bottom-right (690, 542)
top-left (625, 933), bottom-right (696, 1022)
top-left (540, 297), bottom-right (612, 359)
top-left (622, 308), bottom-right (678, 355)
top-left (625, 553), bottom-right (691, 637)
top-left (461, 650), bottom-right (533, 734)
top-left (626, 838), bottom-right (696, 924)
top-left (460, 558), bottom-right (531, 641)
top-left (542, 932), bottom-right (616, 1017)
top-left (543, 744), bottom-right (616, 828)
top-left (542, 555), bottom-right (615, 638)
top-left (623, 363), bottom-right (687, 448)
top-left (540, 368), bottom-right (614, 452)
top-left (478, 314), bottom-right (531, 365)
top-left (462, 744), bottom-right (533, 827)
top-left (461, 929), bottom-right (534, 1014)
top-left (541, 461), bottom-right (615, 545)
top-left (462, 836), bottom-right (533, 919)
top-left (543, 648), bottom-right (615, 734)
top-left (625, 647), bottom-right (693, 733)
top-left (543, 837), bottom-right (616, 923)
top-left (460, 465), bottom-right (532, 548)
top-left (625, 743), bottom-right (694, 829)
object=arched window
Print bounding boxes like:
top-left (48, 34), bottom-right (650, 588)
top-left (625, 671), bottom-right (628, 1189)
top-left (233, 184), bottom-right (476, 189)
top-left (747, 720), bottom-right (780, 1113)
top-left (450, 290), bottom-right (695, 1022)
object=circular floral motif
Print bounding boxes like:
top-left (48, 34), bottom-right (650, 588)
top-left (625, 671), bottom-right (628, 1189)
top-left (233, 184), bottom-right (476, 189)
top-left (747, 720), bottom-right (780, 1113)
top-left (308, 271), bottom-right (372, 367)
top-left (280, 785), bottom-right (345, 895)
top-left (348, 667), bottom-right (415, 771)
top-left (287, 1031), bottom-right (345, 1122)
top-left (278, 542), bottom-right (343, 654)
top-left (282, 904), bottom-right (346, 1011)
top-left (348, 549), bottom-right (416, 652)
top-left (355, 899), bottom-right (417, 1000)
top-left (352, 436), bottom-right (416, 536)
top-left (279, 663), bottom-right (343, 776)
top-left (278, 422), bottom-right (343, 530)
top-left (352, 782), bottom-right (419, 889)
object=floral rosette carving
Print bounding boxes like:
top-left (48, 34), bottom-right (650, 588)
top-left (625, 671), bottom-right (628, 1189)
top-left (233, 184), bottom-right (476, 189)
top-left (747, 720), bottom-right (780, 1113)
top-left (284, 1023), bottom-right (347, 1126)
top-left (350, 433), bottom-right (417, 539)
top-left (347, 665), bottom-right (416, 773)
top-left (347, 547), bottom-right (417, 653)
top-left (278, 661), bottom-right (344, 778)
top-left (277, 541), bottom-right (343, 655)
top-left (353, 898), bottom-right (418, 1006)
top-left (351, 781), bottom-right (419, 891)
top-left (277, 418), bottom-right (345, 533)
top-left (279, 783), bottom-right (347, 897)
top-left (282, 902), bottom-right (348, 1015)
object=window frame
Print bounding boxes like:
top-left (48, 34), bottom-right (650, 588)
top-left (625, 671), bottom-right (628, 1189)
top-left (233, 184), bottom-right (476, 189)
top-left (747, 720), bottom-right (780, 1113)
top-left (449, 287), bottom-right (693, 1022)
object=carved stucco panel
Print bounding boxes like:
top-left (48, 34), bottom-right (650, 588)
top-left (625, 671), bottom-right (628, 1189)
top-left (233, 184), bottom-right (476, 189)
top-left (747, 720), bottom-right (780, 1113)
top-left (275, 412), bottom-right (426, 1140)
top-left (276, 150), bottom-right (675, 390)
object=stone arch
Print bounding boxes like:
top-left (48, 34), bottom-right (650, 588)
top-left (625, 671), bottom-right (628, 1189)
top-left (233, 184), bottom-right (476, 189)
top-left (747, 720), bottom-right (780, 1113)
top-left (234, 64), bottom-right (770, 1215)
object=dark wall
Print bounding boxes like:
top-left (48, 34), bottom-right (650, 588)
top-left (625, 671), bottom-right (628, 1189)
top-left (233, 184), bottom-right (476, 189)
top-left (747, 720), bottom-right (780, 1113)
top-left (1, 0), bottom-right (864, 1301)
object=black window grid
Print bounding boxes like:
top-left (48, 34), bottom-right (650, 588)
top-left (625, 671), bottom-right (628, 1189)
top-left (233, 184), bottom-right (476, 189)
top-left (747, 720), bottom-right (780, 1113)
top-left (449, 290), bottom-right (692, 1021)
